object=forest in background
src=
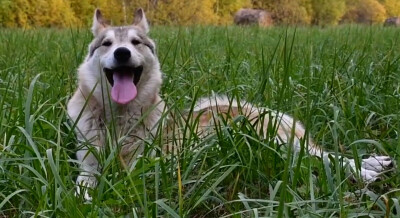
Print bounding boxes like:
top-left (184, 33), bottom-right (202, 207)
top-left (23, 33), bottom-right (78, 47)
top-left (0, 0), bottom-right (400, 28)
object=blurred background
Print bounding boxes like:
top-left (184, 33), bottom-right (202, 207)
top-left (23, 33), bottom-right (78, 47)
top-left (0, 0), bottom-right (399, 28)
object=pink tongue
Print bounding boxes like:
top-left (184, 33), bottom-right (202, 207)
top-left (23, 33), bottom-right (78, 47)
top-left (111, 72), bottom-right (137, 104)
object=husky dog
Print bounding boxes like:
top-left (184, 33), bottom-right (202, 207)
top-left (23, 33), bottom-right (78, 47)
top-left (67, 9), bottom-right (393, 200)
top-left (67, 8), bottom-right (164, 199)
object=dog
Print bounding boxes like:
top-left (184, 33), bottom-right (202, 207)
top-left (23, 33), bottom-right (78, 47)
top-left (67, 8), bottom-right (393, 200)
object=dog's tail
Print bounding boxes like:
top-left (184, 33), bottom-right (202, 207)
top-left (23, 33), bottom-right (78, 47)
top-left (193, 95), bottom-right (323, 157)
top-left (192, 95), bottom-right (393, 182)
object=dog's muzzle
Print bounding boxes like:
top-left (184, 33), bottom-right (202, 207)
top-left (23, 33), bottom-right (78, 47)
top-left (103, 65), bottom-right (143, 104)
top-left (104, 66), bottom-right (143, 87)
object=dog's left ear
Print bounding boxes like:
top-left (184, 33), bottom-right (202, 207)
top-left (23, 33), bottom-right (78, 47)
top-left (133, 8), bottom-right (149, 34)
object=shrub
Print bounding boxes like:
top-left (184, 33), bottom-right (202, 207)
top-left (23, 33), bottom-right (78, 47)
top-left (342, 0), bottom-right (387, 24)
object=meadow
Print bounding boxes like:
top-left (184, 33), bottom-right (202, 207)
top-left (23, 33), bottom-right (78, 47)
top-left (0, 25), bottom-right (400, 217)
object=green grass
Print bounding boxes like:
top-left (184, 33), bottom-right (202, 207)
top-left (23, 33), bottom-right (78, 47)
top-left (0, 25), bottom-right (400, 217)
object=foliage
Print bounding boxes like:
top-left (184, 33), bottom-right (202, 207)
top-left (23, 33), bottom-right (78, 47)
top-left (383, 0), bottom-right (400, 17)
top-left (0, 0), bottom-right (399, 27)
top-left (0, 0), bottom-right (78, 27)
top-left (311, 0), bottom-right (346, 25)
top-left (342, 0), bottom-right (387, 24)
top-left (268, 0), bottom-right (312, 25)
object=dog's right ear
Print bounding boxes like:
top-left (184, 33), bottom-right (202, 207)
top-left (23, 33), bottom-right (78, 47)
top-left (92, 9), bottom-right (108, 36)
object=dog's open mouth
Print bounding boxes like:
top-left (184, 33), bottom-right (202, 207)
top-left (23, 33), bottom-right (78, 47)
top-left (104, 66), bottom-right (143, 105)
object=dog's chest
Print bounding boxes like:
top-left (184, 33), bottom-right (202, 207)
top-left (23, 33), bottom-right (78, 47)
top-left (105, 106), bottom-right (148, 137)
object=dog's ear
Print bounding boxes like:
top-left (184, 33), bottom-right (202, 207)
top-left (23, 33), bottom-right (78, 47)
top-left (133, 8), bottom-right (149, 34)
top-left (92, 9), bottom-right (108, 36)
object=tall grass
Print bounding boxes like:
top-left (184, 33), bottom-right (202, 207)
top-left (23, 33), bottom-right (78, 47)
top-left (0, 25), bottom-right (399, 217)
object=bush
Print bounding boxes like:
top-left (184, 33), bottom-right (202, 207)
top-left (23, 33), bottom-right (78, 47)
top-left (342, 0), bottom-right (387, 24)
top-left (311, 0), bottom-right (346, 25)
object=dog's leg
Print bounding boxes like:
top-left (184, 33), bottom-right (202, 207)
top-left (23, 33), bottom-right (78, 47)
top-left (73, 115), bottom-right (104, 201)
top-left (75, 146), bottom-right (101, 201)
top-left (346, 155), bottom-right (393, 182)
top-left (279, 119), bottom-right (393, 182)
top-left (266, 110), bottom-right (393, 182)
top-left (68, 92), bottom-right (104, 201)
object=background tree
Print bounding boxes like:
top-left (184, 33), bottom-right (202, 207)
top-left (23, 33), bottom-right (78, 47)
top-left (0, 0), bottom-right (399, 27)
top-left (342, 0), bottom-right (387, 24)
top-left (0, 0), bottom-right (16, 27)
top-left (311, 0), bottom-right (346, 25)
top-left (1, 0), bottom-right (30, 27)
top-left (145, 0), bottom-right (206, 25)
top-left (382, 0), bottom-right (400, 17)
top-left (270, 0), bottom-right (311, 25)
top-left (43, 0), bottom-right (78, 27)
top-left (68, 0), bottom-right (97, 27)
top-left (214, 0), bottom-right (252, 24)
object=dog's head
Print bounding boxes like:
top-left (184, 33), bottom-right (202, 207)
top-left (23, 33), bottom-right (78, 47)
top-left (81, 8), bottom-right (161, 105)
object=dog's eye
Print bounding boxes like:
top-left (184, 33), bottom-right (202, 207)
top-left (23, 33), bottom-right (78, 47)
top-left (102, 41), bottom-right (112, 47)
top-left (131, 39), bottom-right (141, 45)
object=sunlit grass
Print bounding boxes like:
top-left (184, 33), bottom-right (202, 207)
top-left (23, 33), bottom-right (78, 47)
top-left (0, 25), bottom-right (399, 217)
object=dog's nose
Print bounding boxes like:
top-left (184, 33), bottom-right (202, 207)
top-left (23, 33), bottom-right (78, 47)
top-left (114, 47), bottom-right (131, 62)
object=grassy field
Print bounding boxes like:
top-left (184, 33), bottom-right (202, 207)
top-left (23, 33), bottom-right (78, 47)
top-left (0, 25), bottom-right (400, 217)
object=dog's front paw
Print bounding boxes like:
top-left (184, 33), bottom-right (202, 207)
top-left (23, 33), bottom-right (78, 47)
top-left (76, 174), bottom-right (97, 201)
top-left (347, 156), bottom-right (393, 182)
